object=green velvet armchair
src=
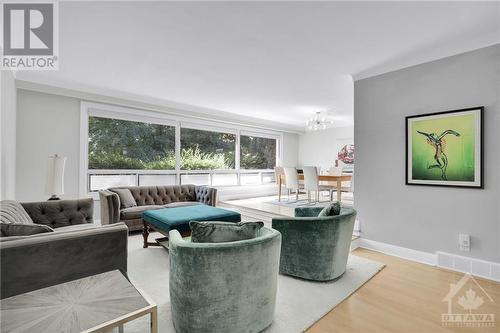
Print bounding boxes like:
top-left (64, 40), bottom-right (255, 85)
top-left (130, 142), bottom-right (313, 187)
top-left (169, 227), bottom-right (281, 333)
top-left (272, 206), bottom-right (356, 281)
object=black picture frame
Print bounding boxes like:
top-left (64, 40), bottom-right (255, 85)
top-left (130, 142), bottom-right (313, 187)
top-left (405, 107), bottom-right (484, 189)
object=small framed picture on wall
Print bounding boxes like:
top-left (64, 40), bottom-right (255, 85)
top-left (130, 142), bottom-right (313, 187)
top-left (406, 107), bottom-right (483, 188)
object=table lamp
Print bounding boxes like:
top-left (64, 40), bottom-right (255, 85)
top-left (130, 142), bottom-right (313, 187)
top-left (46, 154), bottom-right (66, 200)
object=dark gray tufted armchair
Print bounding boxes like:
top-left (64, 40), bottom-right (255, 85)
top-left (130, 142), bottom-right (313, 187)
top-left (0, 199), bottom-right (128, 299)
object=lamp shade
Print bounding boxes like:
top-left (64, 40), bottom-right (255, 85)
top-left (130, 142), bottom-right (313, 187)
top-left (46, 155), bottom-right (66, 196)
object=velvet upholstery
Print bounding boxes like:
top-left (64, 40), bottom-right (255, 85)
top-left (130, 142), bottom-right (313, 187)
top-left (1, 223), bottom-right (54, 236)
top-left (119, 202), bottom-right (204, 220)
top-left (318, 201), bottom-right (341, 217)
top-left (120, 205), bottom-right (164, 220)
top-left (0, 223), bottom-right (128, 299)
top-left (164, 201), bottom-right (203, 208)
top-left (0, 198), bottom-right (128, 299)
top-left (143, 205), bottom-right (241, 234)
top-left (190, 221), bottom-right (264, 243)
top-left (99, 185), bottom-right (217, 231)
top-left (99, 190), bottom-right (121, 225)
top-left (169, 227), bottom-right (281, 333)
top-left (272, 207), bottom-right (356, 281)
top-left (294, 206), bottom-right (324, 217)
top-left (20, 199), bottom-right (94, 228)
top-left (113, 188), bottom-right (137, 208)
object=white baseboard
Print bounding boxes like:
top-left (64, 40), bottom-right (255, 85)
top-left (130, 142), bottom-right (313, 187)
top-left (356, 238), bottom-right (500, 282)
top-left (350, 237), bottom-right (360, 252)
top-left (358, 238), bottom-right (437, 266)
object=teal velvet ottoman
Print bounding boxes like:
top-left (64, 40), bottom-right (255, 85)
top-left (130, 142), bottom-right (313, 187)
top-left (142, 205), bottom-right (241, 248)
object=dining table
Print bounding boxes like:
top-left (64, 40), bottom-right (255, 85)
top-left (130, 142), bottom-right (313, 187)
top-left (277, 174), bottom-right (352, 202)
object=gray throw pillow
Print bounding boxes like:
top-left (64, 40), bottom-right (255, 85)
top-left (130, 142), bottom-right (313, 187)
top-left (190, 221), bottom-right (264, 243)
top-left (113, 189), bottom-right (137, 208)
top-left (318, 202), bottom-right (341, 217)
top-left (1, 223), bottom-right (54, 237)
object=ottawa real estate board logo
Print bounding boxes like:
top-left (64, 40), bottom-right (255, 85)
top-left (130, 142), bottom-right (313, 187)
top-left (442, 273), bottom-right (495, 328)
top-left (1, 1), bottom-right (58, 70)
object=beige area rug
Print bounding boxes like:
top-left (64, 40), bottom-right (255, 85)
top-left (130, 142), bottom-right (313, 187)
top-left (266, 198), bottom-right (331, 208)
top-left (123, 232), bottom-right (384, 333)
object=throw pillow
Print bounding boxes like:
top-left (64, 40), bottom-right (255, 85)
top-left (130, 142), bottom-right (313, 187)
top-left (0, 200), bottom-right (34, 225)
top-left (1, 223), bottom-right (54, 237)
top-left (190, 221), bottom-right (264, 243)
top-left (318, 202), bottom-right (341, 217)
top-left (113, 189), bottom-right (137, 208)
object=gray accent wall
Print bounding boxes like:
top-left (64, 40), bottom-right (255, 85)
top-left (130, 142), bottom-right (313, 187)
top-left (354, 44), bottom-right (500, 262)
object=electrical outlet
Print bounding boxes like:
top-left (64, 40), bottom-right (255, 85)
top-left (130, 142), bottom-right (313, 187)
top-left (459, 233), bottom-right (470, 252)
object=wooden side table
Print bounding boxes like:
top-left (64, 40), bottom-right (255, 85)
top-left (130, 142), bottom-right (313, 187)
top-left (1, 270), bottom-right (158, 333)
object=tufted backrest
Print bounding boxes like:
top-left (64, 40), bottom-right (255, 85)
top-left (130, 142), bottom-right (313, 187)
top-left (110, 185), bottom-right (197, 207)
top-left (195, 186), bottom-right (217, 206)
top-left (21, 199), bottom-right (94, 229)
top-left (108, 185), bottom-right (217, 208)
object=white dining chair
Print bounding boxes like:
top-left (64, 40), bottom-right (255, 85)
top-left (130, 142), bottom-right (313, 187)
top-left (302, 166), bottom-right (335, 203)
top-left (274, 166), bottom-right (286, 201)
top-left (283, 167), bottom-right (301, 202)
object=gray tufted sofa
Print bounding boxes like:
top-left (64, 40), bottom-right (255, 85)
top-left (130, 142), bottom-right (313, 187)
top-left (99, 185), bottom-right (217, 231)
top-left (0, 199), bottom-right (128, 299)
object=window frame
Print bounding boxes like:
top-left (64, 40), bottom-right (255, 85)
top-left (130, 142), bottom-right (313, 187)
top-left (179, 124), bottom-right (238, 171)
top-left (239, 131), bottom-right (280, 170)
top-left (80, 102), bottom-right (283, 199)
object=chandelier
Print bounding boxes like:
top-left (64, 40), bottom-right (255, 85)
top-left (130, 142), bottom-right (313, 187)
top-left (306, 112), bottom-right (334, 131)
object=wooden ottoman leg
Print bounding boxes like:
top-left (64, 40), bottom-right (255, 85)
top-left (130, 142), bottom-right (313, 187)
top-left (143, 222), bottom-right (150, 248)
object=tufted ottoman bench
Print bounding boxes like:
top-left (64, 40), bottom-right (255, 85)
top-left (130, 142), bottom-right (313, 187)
top-left (142, 205), bottom-right (241, 248)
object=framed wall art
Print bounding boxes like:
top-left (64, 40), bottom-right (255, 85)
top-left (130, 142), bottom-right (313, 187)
top-left (406, 107), bottom-right (483, 188)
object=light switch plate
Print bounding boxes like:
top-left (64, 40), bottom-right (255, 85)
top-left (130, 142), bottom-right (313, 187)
top-left (459, 233), bottom-right (470, 252)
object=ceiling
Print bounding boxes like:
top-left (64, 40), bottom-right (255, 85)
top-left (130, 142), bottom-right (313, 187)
top-left (16, 1), bottom-right (500, 131)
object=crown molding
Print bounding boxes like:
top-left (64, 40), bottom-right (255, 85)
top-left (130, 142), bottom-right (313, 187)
top-left (353, 40), bottom-right (500, 81)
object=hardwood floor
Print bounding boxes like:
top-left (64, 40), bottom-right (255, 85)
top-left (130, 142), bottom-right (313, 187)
top-left (308, 248), bottom-right (500, 333)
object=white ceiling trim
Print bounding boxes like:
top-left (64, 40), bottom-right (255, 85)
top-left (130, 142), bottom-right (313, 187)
top-left (16, 79), bottom-right (305, 134)
top-left (353, 40), bottom-right (500, 81)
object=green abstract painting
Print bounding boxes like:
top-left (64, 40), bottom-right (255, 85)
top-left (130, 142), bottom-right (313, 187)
top-left (406, 108), bottom-right (483, 188)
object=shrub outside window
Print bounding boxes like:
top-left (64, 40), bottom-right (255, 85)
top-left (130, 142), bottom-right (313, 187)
top-left (240, 135), bottom-right (277, 169)
top-left (88, 116), bottom-right (175, 170)
top-left (180, 128), bottom-right (236, 170)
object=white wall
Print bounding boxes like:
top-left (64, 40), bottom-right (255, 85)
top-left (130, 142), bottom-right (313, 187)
top-left (355, 45), bottom-right (500, 263)
top-left (297, 126), bottom-right (354, 170)
top-left (16, 90), bottom-right (81, 202)
top-left (1, 70), bottom-right (17, 200)
top-left (281, 132), bottom-right (299, 167)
